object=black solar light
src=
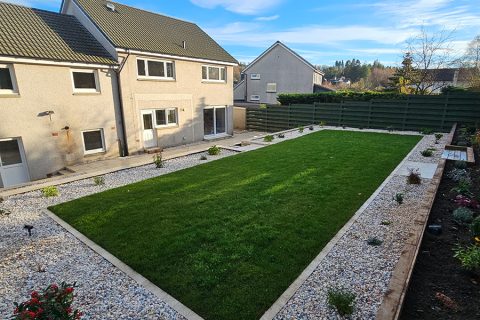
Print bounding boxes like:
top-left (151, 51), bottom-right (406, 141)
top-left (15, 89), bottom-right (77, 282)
top-left (24, 224), bottom-right (34, 236)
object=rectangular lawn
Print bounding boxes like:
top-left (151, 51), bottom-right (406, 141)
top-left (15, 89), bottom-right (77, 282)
top-left (50, 131), bottom-right (420, 320)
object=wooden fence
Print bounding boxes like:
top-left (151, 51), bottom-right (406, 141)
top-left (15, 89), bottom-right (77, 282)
top-left (246, 94), bottom-right (480, 132)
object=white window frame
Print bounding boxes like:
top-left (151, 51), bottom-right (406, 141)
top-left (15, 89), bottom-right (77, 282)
top-left (81, 129), bottom-right (105, 155)
top-left (154, 108), bottom-right (178, 128)
top-left (266, 83), bottom-right (277, 93)
top-left (71, 69), bottom-right (100, 93)
top-left (250, 73), bottom-right (261, 80)
top-left (137, 58), bottom-right (175, 80)
top-left (250, 95), bottom-right (260, 101)
top-left (202, 65), bottom-right (226, 83)
top-left (204, 106), bottom-right (227, 137)
top-left (0, 64), bottom-right (19, 95)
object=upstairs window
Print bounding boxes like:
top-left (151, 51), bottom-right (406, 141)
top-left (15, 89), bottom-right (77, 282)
top-left (202, 65), bottom-right (226, 82)
top-left (0, 64), bottom-right (18, 94)
top-left (71, 70), bottom-right (100, 93)
top-left (137, 58), bottom-right (174, 79)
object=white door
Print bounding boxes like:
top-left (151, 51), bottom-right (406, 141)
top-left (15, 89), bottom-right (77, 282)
top-left (0, 138), bottom-right (30, 188)
top-left (141, 110), bottom-right (157, 149)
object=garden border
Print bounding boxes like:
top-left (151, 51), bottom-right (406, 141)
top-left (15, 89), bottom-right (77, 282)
top-left (43, 209), bottom-right (204, 320)
top-left (375, 123), bottom-right (456, 320)
top-left (260, 130), bottom-right (427, 320)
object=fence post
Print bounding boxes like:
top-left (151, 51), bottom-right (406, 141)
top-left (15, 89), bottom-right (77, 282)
top-left (265, 106), bottom-right (268, 132)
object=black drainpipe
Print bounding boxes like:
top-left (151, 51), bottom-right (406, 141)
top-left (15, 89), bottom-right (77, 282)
top-left (115, 51), bottom-right (130, 157)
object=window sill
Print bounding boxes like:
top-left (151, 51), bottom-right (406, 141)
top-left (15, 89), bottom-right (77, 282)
top-left (73, 91), bottom-right (101, 96)
top-left (0, 92), bottom-right (20, 98)
top-left (202, 80), bottom-right (227, 84)
top-left (137, 77), bottom-right (176, 82)
top-left (84, 150), bottom-right (106, 156)
top-left (155, 124), bottom-right (179, 130)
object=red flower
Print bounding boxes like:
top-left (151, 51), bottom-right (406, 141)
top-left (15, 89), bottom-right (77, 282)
top-left (65, 287), bottom-right (74, 294)
top-left (29, 298), bottom-right (39, 305)
top-left (66, 307), bottom-right (72, 314)
top-left (30, 291), bottom-right (39, 298)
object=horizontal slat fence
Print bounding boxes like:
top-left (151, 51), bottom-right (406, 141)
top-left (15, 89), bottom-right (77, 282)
top-left (246, 94), bottom-right (480, 132)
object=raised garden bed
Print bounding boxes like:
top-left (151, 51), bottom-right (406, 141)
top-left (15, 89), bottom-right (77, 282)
top-left (401, 125), bottom-right (480, 320)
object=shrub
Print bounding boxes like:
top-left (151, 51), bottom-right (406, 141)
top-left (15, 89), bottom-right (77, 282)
top-left (381, 221), bottom-right (392, 226)
top-left (12, 282), bottom-right (82, 320)
top-left (435, 133), bottom-right (444, 143)
top-left (454, 160), bottom-right (468, 170)
top-left (277, 91), bottom-right (407, 105)
top-left (471, 216), bottom-right (480, 237)
top-left (92, 176), bottom-right (105, 186)
top-left (327, 288), bottom-right (356, 316)
top-left (207, 145), bottom-right (221, 155)
top-left (200, 155), bottom-right (208, 161)
top-left (393, 193), bottom-right (404, 205)
top-left (420, 128), bottom-right (434, 135)
top-left (41, 186), bottom-right (59, 198)
top-left (453, 245), bottom-right (480, 272)
top-left (263, 135), bottom-right (274, 142)
top-left (298, 126), bottom-right (304, 133)
top-left (319, 121), bottom-right (326, 127)
top-left (452, 207), bottom-right (474, 224)
top-left (407, 168), bottom-right (421, 184)
top-left (278, 133), bottom-right (285, 138)
top-left (367, 237), bottom-right (383, 246)
top-left (259, 103), bottom-right (267, 109)
top-left (451, 178), bottom-right (473, 197)
top-left (153, 153), bottom-right (164, 168)
top-left (308, 125), bottom-right (314, 131)
top-left (420, 149), bottom-right (433, 157)
top-left (454, 195), bottom-right (480, 209)
top-left (447, 168), bottom-right (470, 182)
top-left (472, 130), bottom-right (480, 146)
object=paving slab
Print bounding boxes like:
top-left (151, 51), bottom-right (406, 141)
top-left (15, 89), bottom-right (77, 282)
top-left (398, 161), bottom-right (438, 179)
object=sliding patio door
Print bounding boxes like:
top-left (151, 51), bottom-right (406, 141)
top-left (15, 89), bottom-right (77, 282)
top-left (204, 106), bottom-right (226, 137)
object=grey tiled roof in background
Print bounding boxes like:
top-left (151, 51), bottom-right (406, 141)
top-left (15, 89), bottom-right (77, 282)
top-left (75, 0), bottom-right (238, 64)
top-left (0, 2), bottom-right (116, 65)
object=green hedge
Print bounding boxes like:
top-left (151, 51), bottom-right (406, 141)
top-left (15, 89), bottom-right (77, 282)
top-left (277, 91), bottom-right (408, 105)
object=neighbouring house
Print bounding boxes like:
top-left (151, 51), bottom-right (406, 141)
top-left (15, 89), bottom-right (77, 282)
top-left (0, 2), bottom-right (120, 188)
top-left (416, 68), bottom-right (473, 93)
top-left (62, 0), bottom-right (238, 155)
top-left (234, 41), bottom-right (324, 104)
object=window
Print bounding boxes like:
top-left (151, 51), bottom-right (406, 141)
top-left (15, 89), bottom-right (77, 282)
top-left (266, 83), bottom-right (277, 93)
top-left (250, 73), bottom-right (261, 80)
top-left (154, 108), bottom-right (177, 127)
top-left (202, 65), bottom-right (226, 82)
top-left (137, 58), bottom-right (174, 79)
top-left (0, 64), bottom-right (18, 94)
top-left (71, 70), bottom-right (99, 93)
top-left (82, 129), bottom-right (105, 154)
top-left (250, 95), bottom-right (260, 101)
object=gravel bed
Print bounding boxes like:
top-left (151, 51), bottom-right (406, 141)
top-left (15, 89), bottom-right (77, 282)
top-left (273, 135), bottom-right (443, 319)
top-left (0, 149), bottom-right (237, 320)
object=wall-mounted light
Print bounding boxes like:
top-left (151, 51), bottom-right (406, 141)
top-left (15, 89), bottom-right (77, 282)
top-left (38, 110), bottom-right (55, 121)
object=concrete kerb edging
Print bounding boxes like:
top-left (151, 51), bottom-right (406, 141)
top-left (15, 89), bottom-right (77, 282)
top-left (376, 123), bottom-right (457, 320)
top-left (43, 208), bottom-right (204, 320)
top-left (260, 133), bottom-right (427, 320)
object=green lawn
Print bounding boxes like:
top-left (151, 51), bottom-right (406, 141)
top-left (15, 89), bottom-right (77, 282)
top-left (50, 131), bottom-right (420, 320)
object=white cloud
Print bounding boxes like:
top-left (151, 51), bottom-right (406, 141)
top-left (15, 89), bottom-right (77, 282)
top-left (190, 0), bottom-right (282, 15)
top-left (255, 15), bottom-right (280, 21)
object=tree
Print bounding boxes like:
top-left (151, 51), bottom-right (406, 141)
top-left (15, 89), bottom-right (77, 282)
top-left (233, 62), bottom-right (247, 84)
top-left (405, 27), bottom-right (456, 94)
top-left (464, 35), bottom-right (480, 70)
top-left (388, 52), bottom-right (416, 93)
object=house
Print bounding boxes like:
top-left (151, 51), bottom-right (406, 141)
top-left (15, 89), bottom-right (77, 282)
top-left (234, 41), bottom-right (324, 104)
top-left (0, 2), bottom-right (120, 188)
top-left (417, 68), bottom-right (472, 93)
top-left (62, 0), bottom-right (238, 155)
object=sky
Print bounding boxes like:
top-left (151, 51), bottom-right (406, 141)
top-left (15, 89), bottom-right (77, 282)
top-left (5, 0), bottom-right (480, 66)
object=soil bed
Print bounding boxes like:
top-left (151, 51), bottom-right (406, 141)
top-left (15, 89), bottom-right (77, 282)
top-left (401, 130), bottom-right (480, 320)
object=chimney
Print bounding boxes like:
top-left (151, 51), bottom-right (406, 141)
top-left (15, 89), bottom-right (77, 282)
top-left (182, 41), bottom-right (186, 49)
top-left (453, 70), bottom-right (459, 86)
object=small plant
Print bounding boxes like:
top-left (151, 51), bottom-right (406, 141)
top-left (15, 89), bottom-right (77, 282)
top-left (367, 237), bottom-right (383, 246)
top-left (420, 128), bottom-right (434, 135)
top-left (451, 178), bottom-right (473, 197)
top-left (454, 195), bottom-right (480, 209)
top-left (420, 149), bottom-right (433, 157)
top-left (327, 288), bottom-right (356, 316)
top-left (12, 282), bottom-right (82, 320)
top-left (381, 221), bottom-right (392, 226)
top-left (259, 103), bottom-right (267, 109)
top-left (263, 135), bottom-right (274, 142)
top-left (92, 176), bottom-right (105, 186)
top-left (453, 245), bottom-right (480, 272)
top-left (452, 207), bottom-right (474, 224)
top-left (393, 193), bottom-right (404, 204)
top-left (308, 125), bottom-right (314, 131)
top-left (472, 130), bottom-right (480, 146)
top-left (319, 121), bottom-right (326, 127)
top-left (41, 186), bottom-right (59, 198)
top-left (153, 153), bottom-right (164, 168)
top-left (470, 216), bottom-right (480, 238)
top-left (298, 126), bottom-right (304, 133)
top-left (199, 155), bottom-right (208, 161)
top-left (454, 160), bottom-right (468, 170)
top-left (278, 133), bottom-right (285, 138)
top-left (207, 145), bottom-right (221, 155)
top-left (407, 168), bottom-right (421, 184)
top-left (447, 168), bottom-right (470, 182)
top-left (434, 133), bottom-right (443, 143)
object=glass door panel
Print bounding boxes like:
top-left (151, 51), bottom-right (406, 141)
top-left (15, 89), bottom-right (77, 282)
top-left (215, 108), bottom-right (226, 134)
top-left (204, 108), bottom-right (215, 136)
